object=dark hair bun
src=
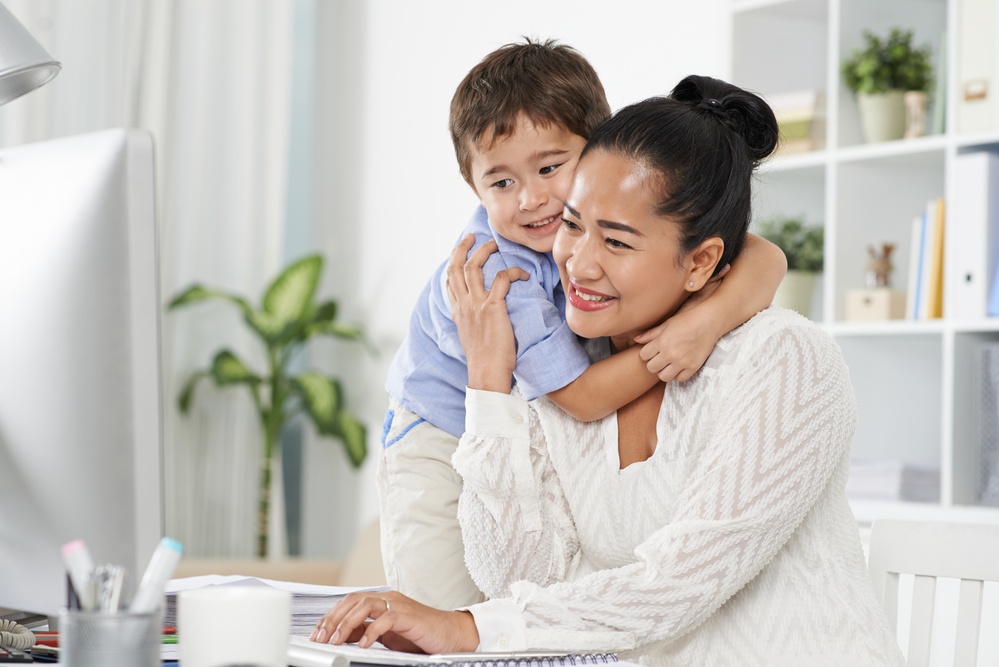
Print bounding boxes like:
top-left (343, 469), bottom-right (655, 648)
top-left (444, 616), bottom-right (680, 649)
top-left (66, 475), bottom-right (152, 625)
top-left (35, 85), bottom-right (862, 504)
top-left (670, 75), bottom-right (778, 164)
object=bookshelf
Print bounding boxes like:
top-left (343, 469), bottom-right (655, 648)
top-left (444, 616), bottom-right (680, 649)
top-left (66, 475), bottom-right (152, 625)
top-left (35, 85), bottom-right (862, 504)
top-left (731, 0), bottom-right (999, 523)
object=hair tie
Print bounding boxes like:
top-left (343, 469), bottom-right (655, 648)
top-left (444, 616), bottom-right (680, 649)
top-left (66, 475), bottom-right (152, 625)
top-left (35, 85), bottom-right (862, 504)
top-left (696, 98), bottom-right (728, 119)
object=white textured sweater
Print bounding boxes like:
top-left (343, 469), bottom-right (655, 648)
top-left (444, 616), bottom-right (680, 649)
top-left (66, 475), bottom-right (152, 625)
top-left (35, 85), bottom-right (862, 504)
top-left (453, 308), bottom-right (905, 666)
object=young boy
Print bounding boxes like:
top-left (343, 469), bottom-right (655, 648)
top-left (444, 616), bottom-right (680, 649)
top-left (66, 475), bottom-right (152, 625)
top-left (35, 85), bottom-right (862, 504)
top-left (378, 39), bottom-right (787, 610)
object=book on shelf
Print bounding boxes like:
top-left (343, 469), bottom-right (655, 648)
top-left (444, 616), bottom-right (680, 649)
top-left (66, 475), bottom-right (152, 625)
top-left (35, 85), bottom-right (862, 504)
top-left (767, 90), bottom-right (825, 155)
top-left (905, 198), bottom-right (946, 320)
top-left (958, 0), bottom-right (999, 133)
top-left (950, 152), bottom-right (999, 319)
top-left (846, 459), bottom-right (940, 503)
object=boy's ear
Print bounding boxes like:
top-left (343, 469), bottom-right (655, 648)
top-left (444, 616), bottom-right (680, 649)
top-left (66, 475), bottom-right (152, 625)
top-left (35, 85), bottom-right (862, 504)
top-left (686, 237), bottom-right (724, 291)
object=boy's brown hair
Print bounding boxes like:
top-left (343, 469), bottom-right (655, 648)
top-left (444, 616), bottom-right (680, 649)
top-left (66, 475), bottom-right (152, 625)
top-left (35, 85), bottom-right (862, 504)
top-left (450, 38), bottom-right (611, 185)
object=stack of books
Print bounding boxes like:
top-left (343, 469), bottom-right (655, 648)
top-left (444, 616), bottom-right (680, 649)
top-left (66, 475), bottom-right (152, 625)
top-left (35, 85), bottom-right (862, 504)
top-left (905, 198), bottom-right (946, 320)
top-left (846, 459), bottom-right (940, 503)
top-left (768, 90), bottom-right (826, 155)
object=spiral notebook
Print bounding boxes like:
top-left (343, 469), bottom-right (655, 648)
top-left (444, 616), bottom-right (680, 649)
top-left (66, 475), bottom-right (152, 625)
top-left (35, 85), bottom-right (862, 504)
top-left (287, 635), bottom-right (617, 667)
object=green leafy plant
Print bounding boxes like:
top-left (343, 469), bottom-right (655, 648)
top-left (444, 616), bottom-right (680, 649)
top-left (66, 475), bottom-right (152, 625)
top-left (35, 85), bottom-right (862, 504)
top-left (757, 216), bottom-right (824, 273)
top-left (841, 28), bottom-right (933, 95)
top-left (169, 255), bottom-right (370, 558)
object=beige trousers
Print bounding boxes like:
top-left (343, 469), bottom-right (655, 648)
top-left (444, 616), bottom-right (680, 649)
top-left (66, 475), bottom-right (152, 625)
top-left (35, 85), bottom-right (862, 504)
top-left (376, 397), bottom-right (486, 610)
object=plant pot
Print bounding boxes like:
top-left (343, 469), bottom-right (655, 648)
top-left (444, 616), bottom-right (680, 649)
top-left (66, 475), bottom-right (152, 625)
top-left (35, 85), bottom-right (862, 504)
top-left (773, 270), bottom-right (817, 318)
top-left (857, 90), bottom-right (905, 143)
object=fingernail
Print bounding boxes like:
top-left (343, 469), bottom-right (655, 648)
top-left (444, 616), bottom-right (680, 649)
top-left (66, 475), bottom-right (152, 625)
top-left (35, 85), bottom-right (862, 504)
top-left (359, 635), bottom-right (369, 648)
top-left (316, 628), bottom-right (328, 643)
top-left (310, 628), bottom-right (317, 641)
top-left (331, 630), bottom-right (340, 644)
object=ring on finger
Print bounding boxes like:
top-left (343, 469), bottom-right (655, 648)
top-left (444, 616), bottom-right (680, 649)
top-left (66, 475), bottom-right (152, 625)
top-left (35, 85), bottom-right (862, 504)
top-left (382, 598), bottom-right (391, 613)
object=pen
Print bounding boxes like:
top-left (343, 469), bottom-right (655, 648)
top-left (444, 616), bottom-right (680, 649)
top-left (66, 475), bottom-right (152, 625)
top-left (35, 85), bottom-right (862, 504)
top-left (60, 539), bottom-right (96, 610)
top-left (129, 537), bottom-right (183, 614)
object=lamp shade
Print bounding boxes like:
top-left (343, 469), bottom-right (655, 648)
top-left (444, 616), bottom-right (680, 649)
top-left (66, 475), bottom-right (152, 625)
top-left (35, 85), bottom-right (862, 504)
top-left (0, 1), bottom-right (60, 107)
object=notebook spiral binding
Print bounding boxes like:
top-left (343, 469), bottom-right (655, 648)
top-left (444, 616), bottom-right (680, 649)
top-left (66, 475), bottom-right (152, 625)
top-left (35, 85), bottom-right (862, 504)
top-left (412, 655), bottom-right (617, 667)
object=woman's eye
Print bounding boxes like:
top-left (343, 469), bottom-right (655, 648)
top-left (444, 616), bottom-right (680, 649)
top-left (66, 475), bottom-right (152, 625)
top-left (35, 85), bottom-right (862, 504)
top-left (539, 163), bottom-right (562, 175)
top-left (563, 218), bottom-right (581, 231)
top-left (606, 237), bottom-right (633, 250)
top-left (492, 178), bottom-right (513, 189)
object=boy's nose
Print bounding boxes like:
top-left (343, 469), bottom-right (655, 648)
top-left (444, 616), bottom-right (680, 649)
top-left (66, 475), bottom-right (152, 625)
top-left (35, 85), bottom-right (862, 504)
top-left (519, 182), bottom-right (547, 211)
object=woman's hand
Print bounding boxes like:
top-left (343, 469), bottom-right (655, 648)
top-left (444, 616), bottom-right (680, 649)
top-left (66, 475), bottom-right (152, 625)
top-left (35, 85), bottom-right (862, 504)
top-left (445, 234), bottom-right (530, 393)
top-left (310, 590), bottom-right (479, 654)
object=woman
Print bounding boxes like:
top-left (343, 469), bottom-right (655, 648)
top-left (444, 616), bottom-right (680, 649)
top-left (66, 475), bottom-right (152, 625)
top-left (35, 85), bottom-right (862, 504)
top-left (313, 76), bottom-right (905, 666)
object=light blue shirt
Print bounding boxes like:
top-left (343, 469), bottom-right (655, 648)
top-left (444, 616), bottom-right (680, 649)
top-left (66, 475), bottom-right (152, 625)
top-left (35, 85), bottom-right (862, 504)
top-left (385, 206), bottom-right (591, 439)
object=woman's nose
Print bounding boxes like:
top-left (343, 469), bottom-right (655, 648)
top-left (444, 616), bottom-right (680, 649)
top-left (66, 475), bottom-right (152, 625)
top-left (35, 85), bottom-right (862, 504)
top-left (519, 180), bottom-right (548, 212)
top-left (565, 236), bottom-right (601, 281)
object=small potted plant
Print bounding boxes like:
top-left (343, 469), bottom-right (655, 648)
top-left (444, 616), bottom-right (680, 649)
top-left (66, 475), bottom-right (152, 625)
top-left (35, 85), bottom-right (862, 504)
top-left (757, 216), bottom-right (824, 318)
top-left (841, 28), bottom-right (933, 143)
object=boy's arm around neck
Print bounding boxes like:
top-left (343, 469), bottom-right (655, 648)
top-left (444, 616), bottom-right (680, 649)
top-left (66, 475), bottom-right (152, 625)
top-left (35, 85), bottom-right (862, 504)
top-left (547, 346), bottom-right (659, 423)
top-left (695, 232), bottom-right (787, 339)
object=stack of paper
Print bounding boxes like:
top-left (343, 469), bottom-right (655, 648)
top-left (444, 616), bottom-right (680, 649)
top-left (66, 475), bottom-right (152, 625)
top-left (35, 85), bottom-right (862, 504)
top-left (846, 459), bottom-right (940, 502)
top-left (165, 575), bottom-right (389, 637)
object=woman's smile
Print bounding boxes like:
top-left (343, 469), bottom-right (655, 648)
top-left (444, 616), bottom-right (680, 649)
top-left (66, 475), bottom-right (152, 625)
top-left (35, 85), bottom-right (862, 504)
top-left (567, 282), bottom-right (616, 310)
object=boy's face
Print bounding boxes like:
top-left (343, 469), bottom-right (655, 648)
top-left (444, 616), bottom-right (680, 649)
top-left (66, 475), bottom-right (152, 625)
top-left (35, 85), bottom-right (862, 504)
top-left (467, 114), bottom-right (587, 254)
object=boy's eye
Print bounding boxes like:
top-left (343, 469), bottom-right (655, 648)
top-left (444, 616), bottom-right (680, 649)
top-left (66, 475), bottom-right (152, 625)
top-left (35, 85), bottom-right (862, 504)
top-left (539, 163), bottom-right (563, 175)
top-left (492, 178), bottom-right (514, 189)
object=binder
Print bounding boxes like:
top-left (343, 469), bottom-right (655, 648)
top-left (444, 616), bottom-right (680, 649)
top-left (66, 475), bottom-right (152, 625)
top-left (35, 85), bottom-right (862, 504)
top-left (287, 636), bottom-right (617, 667)
top-left (951, 152), bottom-right (999, 319)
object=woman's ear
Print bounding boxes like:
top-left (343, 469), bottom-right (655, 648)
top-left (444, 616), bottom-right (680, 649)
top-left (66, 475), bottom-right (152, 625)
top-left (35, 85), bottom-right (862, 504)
top-left (686, 237), bottom-right (725, 291)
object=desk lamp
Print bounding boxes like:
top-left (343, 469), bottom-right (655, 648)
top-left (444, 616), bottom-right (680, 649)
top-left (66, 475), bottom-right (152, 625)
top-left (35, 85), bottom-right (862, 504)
top-left (0, 0), bottom-right (60, 107)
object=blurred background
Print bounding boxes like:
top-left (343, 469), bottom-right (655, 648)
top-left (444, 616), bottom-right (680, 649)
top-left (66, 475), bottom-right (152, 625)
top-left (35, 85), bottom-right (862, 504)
top-left (0, 0), bottom-right (729, 560)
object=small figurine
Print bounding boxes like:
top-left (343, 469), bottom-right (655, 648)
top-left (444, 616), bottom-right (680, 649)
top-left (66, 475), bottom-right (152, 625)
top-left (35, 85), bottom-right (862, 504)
top-left (866, 243), bottom-right (896, 288)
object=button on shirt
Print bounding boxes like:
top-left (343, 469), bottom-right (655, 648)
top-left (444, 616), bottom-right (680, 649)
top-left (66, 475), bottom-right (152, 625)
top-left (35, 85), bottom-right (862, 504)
top-left (385, 206), bottom-right (591, 439)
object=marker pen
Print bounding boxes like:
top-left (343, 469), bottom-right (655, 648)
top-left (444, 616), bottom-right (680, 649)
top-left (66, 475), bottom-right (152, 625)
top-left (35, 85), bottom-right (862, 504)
top-left (60, 539), bottom-right (96, 611)
top-left (129, 537), bottom-right (183, 614)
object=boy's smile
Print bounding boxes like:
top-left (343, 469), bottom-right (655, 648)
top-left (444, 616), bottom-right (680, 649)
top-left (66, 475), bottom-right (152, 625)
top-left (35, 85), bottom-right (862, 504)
top-left (467, 114), bottom-right (587, 254)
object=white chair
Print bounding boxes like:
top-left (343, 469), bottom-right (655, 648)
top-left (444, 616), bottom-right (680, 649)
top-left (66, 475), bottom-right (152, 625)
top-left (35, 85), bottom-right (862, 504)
top-left (868, 519), bottom-right (999, 667)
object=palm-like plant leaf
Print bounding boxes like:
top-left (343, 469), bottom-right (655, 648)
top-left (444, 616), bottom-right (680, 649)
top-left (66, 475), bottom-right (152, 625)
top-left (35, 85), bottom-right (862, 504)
top-left (210, 350), bottom-right (261, 386)
top-left (263, 255), bottom-right (323, 326)
top-left (332, 410), bottom-right (367, 468)
top-left (168, 285), bottom-right (253, 318)
top-left (292, 372), bottom-right (342, 433)
top-left (178, 370), bottom-right (210, 413)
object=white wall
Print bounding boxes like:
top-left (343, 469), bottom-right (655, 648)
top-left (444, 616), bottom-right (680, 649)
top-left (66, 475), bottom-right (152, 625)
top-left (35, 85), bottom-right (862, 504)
top-left (302, 0), bottom-right (732, 558)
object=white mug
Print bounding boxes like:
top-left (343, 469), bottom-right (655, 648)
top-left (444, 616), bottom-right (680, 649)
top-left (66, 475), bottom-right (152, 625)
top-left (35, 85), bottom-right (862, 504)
top-left (178, 586), bottom-right (292, 667)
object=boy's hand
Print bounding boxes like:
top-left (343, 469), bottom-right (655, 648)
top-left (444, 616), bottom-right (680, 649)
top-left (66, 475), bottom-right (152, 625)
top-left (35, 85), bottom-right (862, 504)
top-left (634, 264), bottom-right (730, 383)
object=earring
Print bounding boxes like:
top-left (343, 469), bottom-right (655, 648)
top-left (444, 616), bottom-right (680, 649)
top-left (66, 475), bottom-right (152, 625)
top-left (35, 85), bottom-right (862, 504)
top-left (688, 281), bottom-right (695, 288)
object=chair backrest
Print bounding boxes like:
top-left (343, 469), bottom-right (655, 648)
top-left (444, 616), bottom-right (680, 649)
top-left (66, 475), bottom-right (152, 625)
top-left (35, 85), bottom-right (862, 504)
top-left (868, 519), bottom-right (999, 667)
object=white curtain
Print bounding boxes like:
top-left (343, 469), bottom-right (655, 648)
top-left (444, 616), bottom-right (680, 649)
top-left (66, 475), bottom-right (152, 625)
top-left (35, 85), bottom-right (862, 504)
top-left (0, 0), bottom-right (295, 557)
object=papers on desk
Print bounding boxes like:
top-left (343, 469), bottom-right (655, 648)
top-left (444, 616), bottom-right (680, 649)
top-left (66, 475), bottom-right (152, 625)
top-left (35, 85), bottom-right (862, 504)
top-left (163, 574), bottom-right (388, 660)
top-left (287, 635), bottom-right (619, 667)
top-left (845, 459), bottom-right (941, 503)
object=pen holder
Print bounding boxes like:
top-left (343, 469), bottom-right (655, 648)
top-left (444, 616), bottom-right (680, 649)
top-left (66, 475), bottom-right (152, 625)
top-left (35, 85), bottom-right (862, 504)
top-left (59, 608), bottom-right (161, 667)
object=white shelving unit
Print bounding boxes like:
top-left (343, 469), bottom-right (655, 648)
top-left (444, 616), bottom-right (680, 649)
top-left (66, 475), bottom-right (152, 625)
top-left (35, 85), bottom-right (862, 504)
top-left (731, 0), bottom-right (999, 524)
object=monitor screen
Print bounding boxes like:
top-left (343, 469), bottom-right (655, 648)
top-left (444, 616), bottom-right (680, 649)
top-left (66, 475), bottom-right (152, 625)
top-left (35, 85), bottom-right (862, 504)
top-left (0, 128), bottom-right (163, 616)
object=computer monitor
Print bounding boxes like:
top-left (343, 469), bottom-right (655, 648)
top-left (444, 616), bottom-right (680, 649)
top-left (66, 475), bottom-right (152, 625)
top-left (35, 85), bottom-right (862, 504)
top-left (0, 128), bottom-right (163, 617)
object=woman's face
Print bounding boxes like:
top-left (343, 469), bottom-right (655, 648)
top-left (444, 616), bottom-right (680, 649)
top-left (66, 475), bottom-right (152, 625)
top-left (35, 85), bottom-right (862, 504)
top-left (553, 149), bottom-right (695, 350)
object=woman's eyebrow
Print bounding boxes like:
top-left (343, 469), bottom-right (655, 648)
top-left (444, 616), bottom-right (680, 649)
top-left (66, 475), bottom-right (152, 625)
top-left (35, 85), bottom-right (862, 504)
top-left (598, 220), bottom-right (642, 236)
top-left (563, 202), bottom-right (643, 237)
